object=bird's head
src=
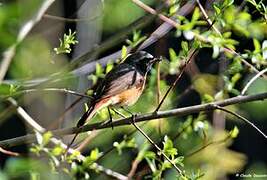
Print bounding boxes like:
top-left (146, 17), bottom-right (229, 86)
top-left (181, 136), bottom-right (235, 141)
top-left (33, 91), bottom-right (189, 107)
top-left (124, 51), bottom-right (160, 74)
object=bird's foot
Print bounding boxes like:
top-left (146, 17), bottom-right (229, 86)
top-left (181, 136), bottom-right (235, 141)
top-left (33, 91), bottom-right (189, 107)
top-left (101, 119), bottom-right (114, 129)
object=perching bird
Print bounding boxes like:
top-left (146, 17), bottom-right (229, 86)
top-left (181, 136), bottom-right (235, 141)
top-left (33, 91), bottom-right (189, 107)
top-left (68, 51), bottom-right (159, 148)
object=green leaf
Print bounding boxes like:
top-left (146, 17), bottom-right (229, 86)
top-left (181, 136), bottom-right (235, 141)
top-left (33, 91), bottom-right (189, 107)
top-left (181, 41), bottom-right (189, 56)
top-left (163, 136), bottom-right (178, 158)
top-left (229, 126), bottom-right (239, 138)
top-left (202, 94), bottom-right (214, 103)
top-left (95, 63), bottom-right (104, 76)
top-left (169, 48), bottom-right (177, 62)
top-left (253, 38), bottom-right (261, 53)
top-left (113, 136), bottom-right (137, 155)
top-left (42, 131), bottom-right (52, 146)
top-left (192, 7), bottom-right (200, 21)
top-left (121, 45), bottom-right (128, 60)
top-left (169, 4), bottom-right (179, 15)
top-left (144, 151), bottom-right (156, 159)
top-left (105, 62), bottom-right (114, 73)
top-left (52, 145), bottom-right (64, 156)
top-left (54, 29), bottom-right (78, 54)
top-left (213, 4), bottom-right (221, 15)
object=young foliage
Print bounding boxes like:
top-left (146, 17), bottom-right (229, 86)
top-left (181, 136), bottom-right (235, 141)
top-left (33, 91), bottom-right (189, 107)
top-left (54, 29), bottom-right (78, 54)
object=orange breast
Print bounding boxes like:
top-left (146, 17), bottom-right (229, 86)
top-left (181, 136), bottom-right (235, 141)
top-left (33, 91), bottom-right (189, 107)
top-left (114, 84), bottom-right (144, 106)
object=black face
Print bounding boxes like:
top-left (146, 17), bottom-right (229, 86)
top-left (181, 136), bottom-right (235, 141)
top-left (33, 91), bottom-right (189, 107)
top-left (124, 51), bottom-right (157, 74)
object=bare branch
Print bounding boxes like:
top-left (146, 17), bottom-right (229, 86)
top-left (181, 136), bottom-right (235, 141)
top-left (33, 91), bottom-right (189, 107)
top-left (131, 0), bottom-right (179, 28)
top-left (185, 134), bottom-right (230, 157)
top-left (0, 147), bottom-right (19, 156)
top-left (0, 0), bottom-right (56, 82)
top-left (155, 49), bottom-right (198, 111)
top-left (1, 92), bottom-right (267, 148)
top-left (7, 98), bottom-right (128, 180)
top-left (7, 88), bottom-right (92, 99)
top-left (241, 68), bottom-right (267, 95)
top-left (43, 13), bottom-right (100, 22)
top-left (214, 105), bottom-right (267, 139)
top-left (196, 0), bottom-right (221, 34)
top-left (196, 0), bottom-right (267, 79)
top-left (131, 115), bottom-right (184, 176)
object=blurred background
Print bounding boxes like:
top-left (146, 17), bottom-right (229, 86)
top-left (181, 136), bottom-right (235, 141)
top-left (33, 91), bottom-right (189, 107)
top-left (0, 0), bottom-right (267, 179)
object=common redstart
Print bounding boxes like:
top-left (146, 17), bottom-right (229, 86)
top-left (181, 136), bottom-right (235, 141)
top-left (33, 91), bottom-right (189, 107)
top-left (68, 51), bottom-right (159, 148)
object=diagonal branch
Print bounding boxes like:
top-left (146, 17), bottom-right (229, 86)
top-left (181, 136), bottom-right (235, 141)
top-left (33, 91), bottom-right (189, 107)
top-left (185, 134), bottom-right (230, 157)
top-left (0, 0), bottom-right (56, 82)
top-left (131, 116), bottom-right (184, 176)
top-left (131, 0), bottom-right (179, 28)
top-left (155, 48), bottom-right (198, 111)
top-left (1, 92), bottom-right (266, 148)
top-left (5, 88), bottom-right (92, 99)
top-left (196, 0), bottom-right (267, 79)
top-left (241, 68), bottom-right (267, 95)
top-left (0, 147), bottom-right (19, 156)
top-left (6, 97), bottom-right (128, 180)
top-left (213, 105), bottom-right (267, 139)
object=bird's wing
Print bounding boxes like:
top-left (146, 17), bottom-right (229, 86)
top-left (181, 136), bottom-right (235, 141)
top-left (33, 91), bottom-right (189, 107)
top-left (95, 63), bottom-right (142, 100)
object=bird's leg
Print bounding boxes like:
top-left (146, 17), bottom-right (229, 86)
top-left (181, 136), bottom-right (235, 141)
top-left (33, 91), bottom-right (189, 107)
top-left (108, 107), bottom-right (114, 129)
top-left (101, 107), bottom-right (114, 129)
top-left (120, 107), bottom-right (137, 124)
top-left (111, 108), bottom-right (126, 118)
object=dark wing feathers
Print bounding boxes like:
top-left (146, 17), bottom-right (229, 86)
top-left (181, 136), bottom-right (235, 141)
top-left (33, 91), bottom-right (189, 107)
top-left (94, 63), bottom-right (138, 100)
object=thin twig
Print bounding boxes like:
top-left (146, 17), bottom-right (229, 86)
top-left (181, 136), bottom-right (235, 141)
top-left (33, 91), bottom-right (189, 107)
top-left (75, 130), bottom-right (98, 151)
top-left (155, 49), bottom-right (198, 111)
top-left (196, 0), bottom-right (267, 79)
top-left (1, 92), bottom-right (267, 148)
top-left (0, 147), bottom-right (19, 156)
top-left (0, 0), bottom-right (55, 82)
top-left (131, 0), bottom-right (179, 28)
top-left (43, 14), bottom-right (100, 22)
top-left (196, 0), bottom-right (221, 35)
top-left (241, 68), bottom-right (267, 95)
top-left (131, 115), bottom-right (184, 176)
top-left (128, 158), bottom-right (141, 178)
top-left (4, 88), bottom-right (92, 99)
top-left (156, 63), bottom-right (161, 105)
top-left (214, 105), bottom-right (267, 139)
top-left (8, 98), bottom-right (128, 180)
top-left (156, 62), bottom-right (162, 134)
top-left (185, 135), bottom-right (230, 157)
top-left (3, 1), bottom-right (196, 88)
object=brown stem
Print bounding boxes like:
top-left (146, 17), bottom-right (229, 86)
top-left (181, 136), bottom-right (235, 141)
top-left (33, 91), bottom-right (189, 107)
top-left (1, 92), bottom-right (267, 148)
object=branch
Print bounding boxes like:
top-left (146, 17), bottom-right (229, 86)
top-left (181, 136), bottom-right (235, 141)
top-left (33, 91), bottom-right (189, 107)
top-left (6, 98), bottom-right (128, 180)
top-left (185, 134), bottom-right (230, 157)
top-left (0, 147), bottom-right (19, 156)
top-left (6, 88), bottom-right (92, 99)
top-left (0, 0), bottom-right (55, 82)
top-left (131, 116), bottom-right (184, 176)
top-left (69, 13), bottom-right (155, 70)
top-left (196, 0), bottom-right (267, 79)
top-left (196, 0), bottom-right (221, 34)
top-left (2, 1), bottom-right (196, 88)
top-left (155, 48), bottom-right (198, 111)
top-left (241, 68), bottom-right (267, 95)
top-left (43, 13), bottom-right (100, 22)
top-left (131, 0), bottom-right (179, 28)
top-left (214, 105), bottom-right (267, 139)
top-left (1, 92), bottom-right (267, 148)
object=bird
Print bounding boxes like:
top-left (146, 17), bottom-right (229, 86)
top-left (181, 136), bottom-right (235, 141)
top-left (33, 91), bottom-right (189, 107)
top-left (67, 51), bottom-right (159, 149)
